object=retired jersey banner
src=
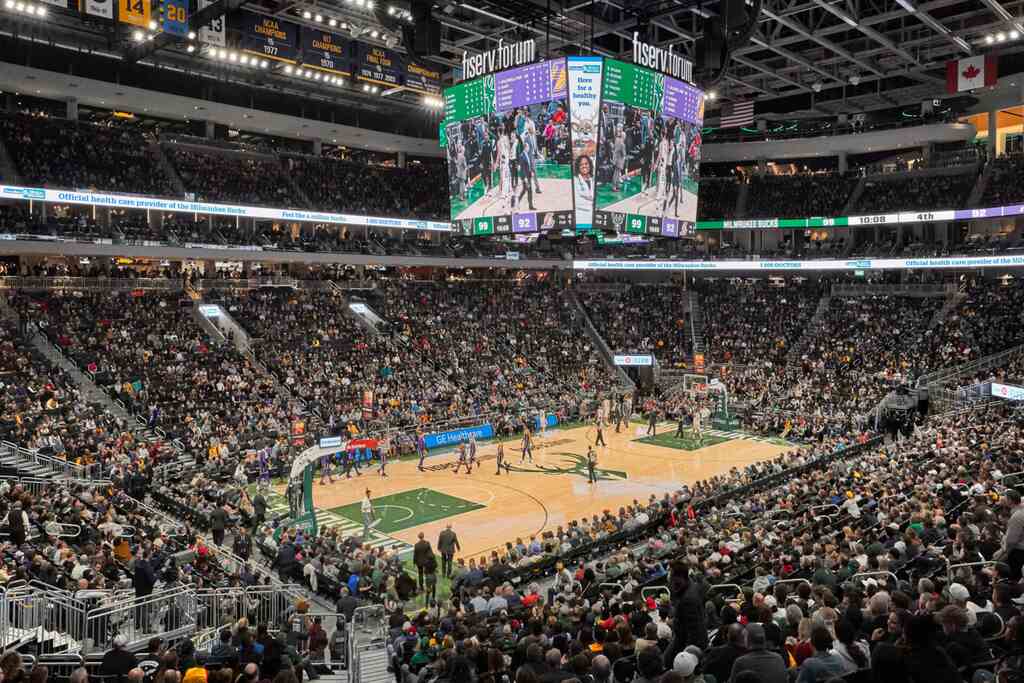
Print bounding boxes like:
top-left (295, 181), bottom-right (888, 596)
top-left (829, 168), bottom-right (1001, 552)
top-left (238, 11), bottom-right (299, 63)
top-left (300, 27), bottom-right (350, 75)
top-left (159, 0), bottom-right (189, 37)
top-left (119, 0), bottom-right (150, 28)
top-left (83, 0), bottom-right (114, 19)
top-left (197, 0), bottom-right (226, 47)
top-left (356, 43), bottom-right (402, 86)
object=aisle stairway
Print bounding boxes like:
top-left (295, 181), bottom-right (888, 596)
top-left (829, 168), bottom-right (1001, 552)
top-left (786, 293), bottom-right (832, 369)
top-left (688, 290), bottom-right (705, 355)
top-left (564, 289), bottom-right (635, 391)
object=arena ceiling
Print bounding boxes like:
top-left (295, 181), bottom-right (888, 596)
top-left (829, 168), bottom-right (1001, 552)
top-left (3, 0), bottom-right (1024, 123)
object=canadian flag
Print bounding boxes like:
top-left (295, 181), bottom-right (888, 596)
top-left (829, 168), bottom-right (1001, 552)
top-left (947, 55), bottom-right (998, 93)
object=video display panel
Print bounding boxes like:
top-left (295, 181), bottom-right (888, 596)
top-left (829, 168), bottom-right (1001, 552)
top-left (592, 59), bottom-right (704, 238)
top-left (444, 58), bottom-right (574, 236)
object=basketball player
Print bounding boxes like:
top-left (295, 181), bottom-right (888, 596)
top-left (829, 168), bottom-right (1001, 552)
top-left (538, 409), bottom-right (547, 437)
top-left (655, 126), bottom-right (671, 203)
top-left (344, 446), bottom-right (362, 479)
top-left (614, 400), bottom-right (625, 433)
top-left (453, 443), bottom-right (470, 474)
top-left (647, 407), bottom-right (659, 436)
top-left (319, 452), bottom-right (335, 485)
top-left (467, 434), bottom-right (478, 472)
top-left (378, 438), bottom-right (389, 477)
top-left (586, 446), bottom-right (598, 484)
top-left (416, 429), bottom-right (427, 471)
top-left (675, 407), bottom-right (688, 439)
top-left (594, 417), bottom-right (606, 447)
top-left (521, 428), bottom-right (534, 463)
top-left (692, 404), bottom-right (704, 440)
top-left (257, 447), bottom-right (271, 491)
top-left (497, 125), bottom-right (513, 209)
top-left (361, 488), bottom-right (374, 539)
top-left (495, 441), bottom-right (511, 475)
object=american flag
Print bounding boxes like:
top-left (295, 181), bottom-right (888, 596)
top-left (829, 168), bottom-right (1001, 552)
top-left (720, 99), bottom-right (755, 128)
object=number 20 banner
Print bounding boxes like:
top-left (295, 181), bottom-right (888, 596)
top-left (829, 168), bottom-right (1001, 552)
top-left (159, 0), bottom-right (188, 37)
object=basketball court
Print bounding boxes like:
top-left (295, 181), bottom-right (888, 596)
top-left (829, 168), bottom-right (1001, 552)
top-left (286, 422), bottom-right (791, 560)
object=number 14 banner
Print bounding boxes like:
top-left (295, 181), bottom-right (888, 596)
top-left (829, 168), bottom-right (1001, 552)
top-left (118, 0), bottom-right (150, 27)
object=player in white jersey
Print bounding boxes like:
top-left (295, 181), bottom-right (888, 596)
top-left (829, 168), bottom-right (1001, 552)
top-left (655, 128), bottom-right (671, 202)
top-left (497, 131), bottom-right (513, 209)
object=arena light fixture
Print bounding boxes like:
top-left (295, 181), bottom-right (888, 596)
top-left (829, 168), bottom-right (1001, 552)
top-left (186, 44), bottom-right (196, 53)
top-left (706, 91), bottom-right (716, 100)
top-left (188, 31), bottom-right (196, 40)
top-left (240, 54), bottom-right (249, 64)
top-left (3, 1), bottom-right (13, 9)
top-left (314, 13), bottom-right (322, 22)
top-left (1013, 30), bottom-right (1021, 40)
top-left (985, 34), bottom-right (995, 44)
top-left (148, 20), bottom-right (157, 30)
top-left (302, 9), bottom-right (311, 18)
top-left (284, 65), bottom-right (294, 74)
top-left (14, 1), bottom-right (24, 11)
top-left (997, 31), bottom-right (1007, 42)
top-left (329, 18), bottom-right (337, 27)
top-left (261, 60), bottom-right (269, 68)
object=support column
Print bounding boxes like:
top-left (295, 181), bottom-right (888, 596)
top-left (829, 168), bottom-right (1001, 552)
top-left (205, 120), bottom-right (216, 139)
top-left (988, 109), bottom-right (998, 159)
top-left (5, 92), bottom-right (15, 114)
top-left (312, 139), bottom-right (323, 156)
top-left (756, 158), bottom-right (767, 175)
top-left (66, 98), bottom-right (78, 122)
top-left (838, 151), bottom-right (848, 175)
top-left (397, 151), bottom-right (407, 168)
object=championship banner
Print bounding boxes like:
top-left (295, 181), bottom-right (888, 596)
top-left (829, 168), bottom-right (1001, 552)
top-left (356, 43), bottom-right (402, 86)
top-left (198, 0), bottom-right (226, 47)
top-left (300, 27), bottom-right (350, 75)
top-left (238, 11), bottom-right (299, 64)
top-left (159, 0), bottom-right (189, 37)
top-left (40, 0), bottom-right (72, 9)
top-left (118, 0), bottom-right (151, 28)
top-left (83, 0), bottom-right (115, 19)
top-left (403, 60), bottom-right (442, 93)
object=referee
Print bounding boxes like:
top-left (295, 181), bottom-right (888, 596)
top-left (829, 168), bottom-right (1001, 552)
top-left (361, 489), bottom-right (374, 539)
top-left (586, 446), bottom-right (598, 484)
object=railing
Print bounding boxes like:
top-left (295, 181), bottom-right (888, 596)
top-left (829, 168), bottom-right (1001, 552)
top-left (328, 280), bottom-right (377, 291)
top-left (918, 341), bottom-right (1024, 389)
top-left (0, 440), bottom-right (103, 480)
top-left (199, 276), bottom-right (299, 290)
top-left (0, 584), bottom-right (88, 650)
top-left (83, 585), bottom-right (198, 654)
top-left (831, 283), bottom-right (956, 297)
top-left (563, 289), bottom-right (635, 391)
top-left (194, 584), bottom-right (304, 634)
top-left (0, 277), bottom-right (183, 291)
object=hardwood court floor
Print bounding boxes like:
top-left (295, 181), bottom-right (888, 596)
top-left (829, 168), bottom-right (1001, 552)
top-left (310, 423), bottom-right (791, 561)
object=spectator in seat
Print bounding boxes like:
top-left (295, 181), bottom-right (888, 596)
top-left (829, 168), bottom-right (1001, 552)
top-left (703, 623), bottom-right (746, 682)
top-left (100, 634), bottom-right (139, 680)
top-left (796, 626), bottom-right (852, 683)
top-left (937, 605), bottom-right (987, 669)
top-left (729, 624), bottom-right (786, 683)
top-left (210, 629), bottom-right (237, 663)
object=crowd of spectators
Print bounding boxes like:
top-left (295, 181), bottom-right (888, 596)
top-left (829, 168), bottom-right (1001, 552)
top-left (0, 114), bottom-right (175, 196)
top-left (24, 291), bottom-right (302, 458)
top-left (222, 281), bottom-right (616, 432)
top-left (284, 157), bottom-right (448, 220)
top-left (699, 281), bottom-right (823, 370)
top-left (980, 154), bottom-right (1024, 208)
top-left (782, 295), bottom-right (941, 419)
top-left (578, 286), bottom-right (693, 367)
top-left (744, 175), bottom-right (857, 219)
top-left (165, 148), bottom-right (305, 208)
top-left (696, 179), bottom-right (739, 220)
top-left (855, 172), bottom-right (978, 214)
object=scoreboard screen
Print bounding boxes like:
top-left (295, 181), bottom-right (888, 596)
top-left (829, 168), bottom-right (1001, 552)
top-left (443, 56), bottom-right (704, 238)
top-left (444, 59), bottom-right (574, 237)
top-left (592, 59), bottom-right (704, 238)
